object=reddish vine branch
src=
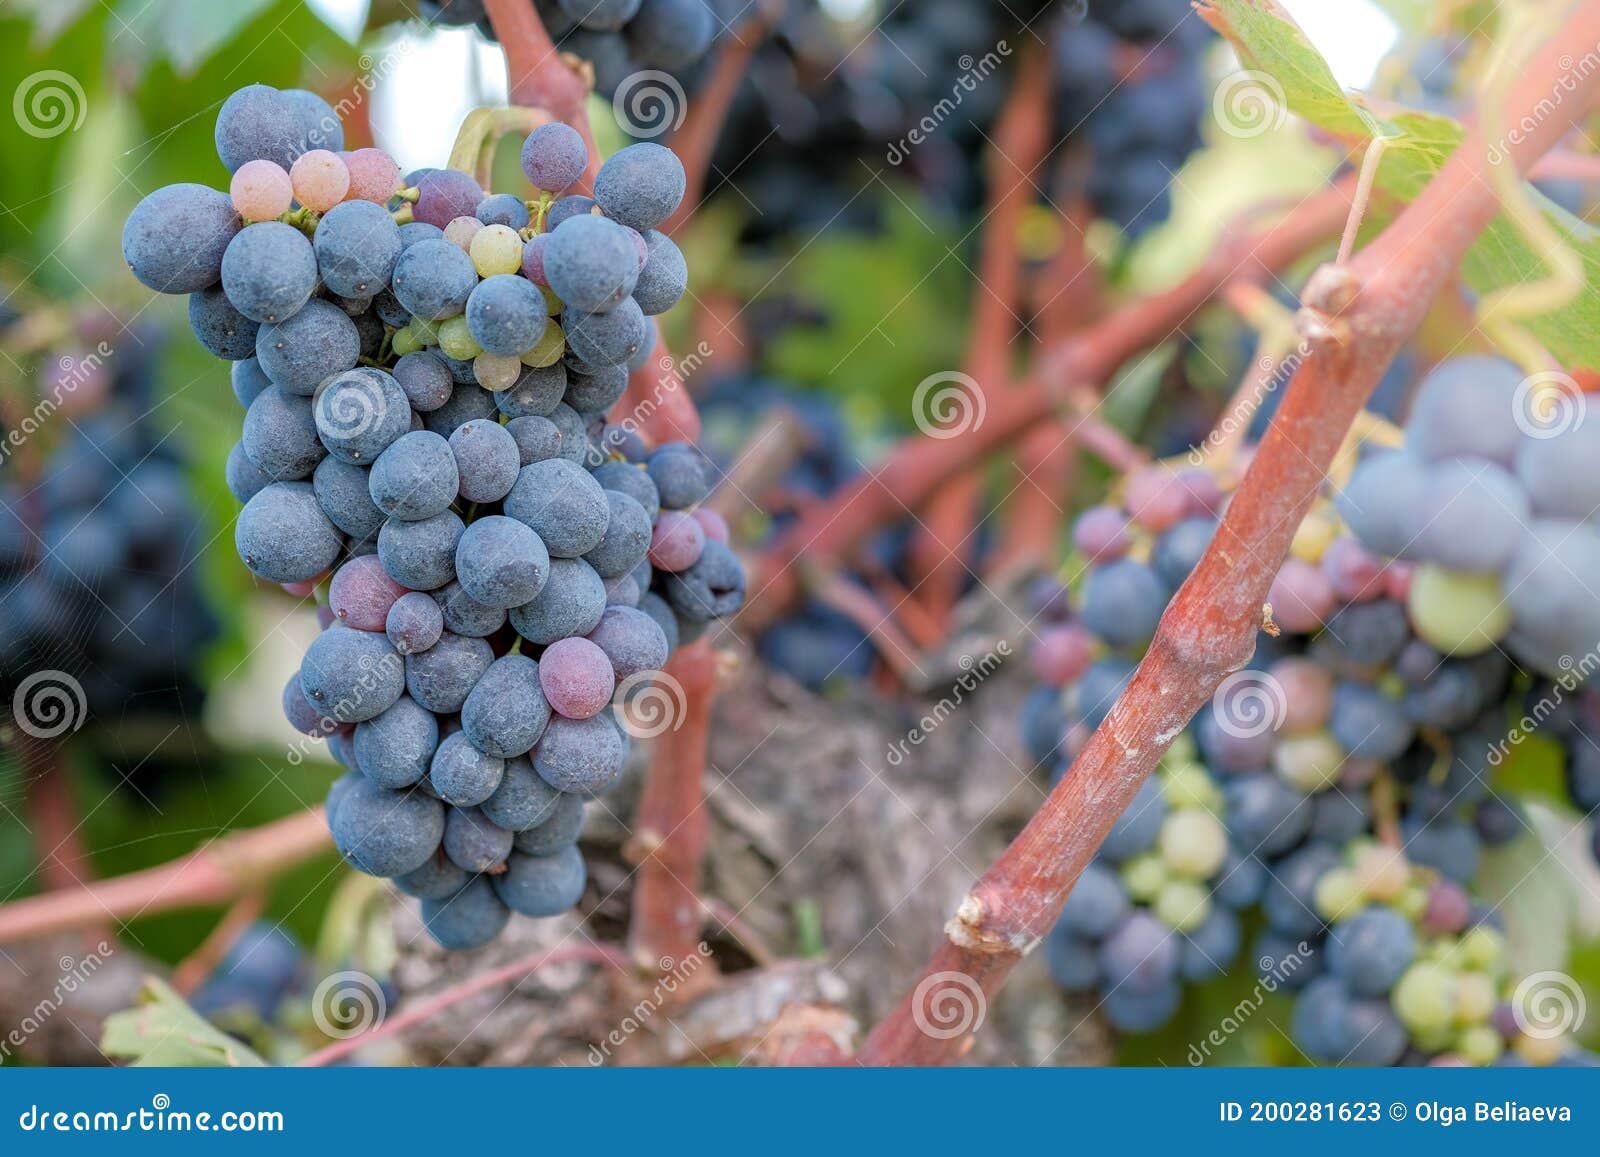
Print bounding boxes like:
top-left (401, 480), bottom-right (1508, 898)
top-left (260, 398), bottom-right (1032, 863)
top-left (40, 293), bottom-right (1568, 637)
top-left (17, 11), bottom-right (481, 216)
top-left (742, 179), bottom-right (1355, 632)
top-left (856, 4), bottom-right (1600, 1065)
top-left (0, 807), bottom-right (332, 945)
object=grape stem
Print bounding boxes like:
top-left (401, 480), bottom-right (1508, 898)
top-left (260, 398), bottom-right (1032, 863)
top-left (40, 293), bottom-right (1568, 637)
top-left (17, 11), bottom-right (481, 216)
top-left (852, 0), bottom-right (1600, 1066)
top-left (169, 888), bottom-right (268, 996)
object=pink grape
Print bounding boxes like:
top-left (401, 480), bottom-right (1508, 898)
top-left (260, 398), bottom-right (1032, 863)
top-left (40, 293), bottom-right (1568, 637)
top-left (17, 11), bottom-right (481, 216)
top-left (1321, 535), bottom-right (1385, 603)
top-left (230, 159), bottom-right (293, 220)
top-left (444, 215), bottom-right (483, 250)
top-left (1125, 466), bottom-right (1190, 532)
top-left (290, 149), bottom-right (350, 212)
top-left (539, 637), bottom-right (616, 719)
top-left (316, 604), bottom-right (336, 630)
top-left (521, 233), bottom-right (550, 286)
top-left (282, 578), bottom-right (318, 598)
top-left (342, 147), bottom-right (401, 203)
top-left (1421, 879), bottom-right (1471, 935)
top-left (1072, 505), bottom-right (1131, 562)
top-left (1384, 562), bottom-right (1415, 603)
top-left (1268, 558), bottom-right (1336, 633)
top-left (1032, 624), bottom-right (1095, 686)
top-left (329, 554), bottom-right (409, 631)
top-left (692, 507), bottom-right (730, 545)
top-left (1173, 466), bottom-right (1224, 515)
top-left (1269, 657), bottom-right (1333, 732)
top-left (648, 510), bottom-right (706, 572)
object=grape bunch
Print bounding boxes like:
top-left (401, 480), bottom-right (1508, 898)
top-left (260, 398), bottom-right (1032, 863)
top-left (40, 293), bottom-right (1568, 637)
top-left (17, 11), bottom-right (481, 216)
top-left (0, 328), bottom-right (218, 773)
top-left (123, 86), bottom-right (744, 949)
top-left (1020, 435), bottom-right (1597, 1063)
top-left (420, 0), bottom-right (719, 99)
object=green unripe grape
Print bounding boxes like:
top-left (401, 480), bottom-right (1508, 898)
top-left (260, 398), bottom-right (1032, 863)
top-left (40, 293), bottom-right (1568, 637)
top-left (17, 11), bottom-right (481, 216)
top-left (1459, 925), bottom-right (1506, 973)
top-left (438, 315), bottom-right (483, 361)
top-left (1514, 1032), bottom-right (1567, 1066)
top-left (1407, 564), bottom-right (1512, 655)
top-left (1393, 963), bottom-right (1457, 1035)
top-left (409, 316), bottom-right (442, 345)
top-left (521, 322), bottom-right (565, 368)
top-left (1396, 883), bottom-right (1429, 921)
top-left (1272, 732), bottom-right (1345, 792)
top-left (1313, 866), bottom-right (1364, 922)
top-left (1158, 809), bottom-right (1227, 879)
top-left (1160, 762), bottom-right (1220, 812)
top-left (391, 326), bottom-right (423, 357)
top-left (474, 353), bottom-right (521, 391)
top-left (1121, 853), bottom-right (1168, 902)
top-left (1454, 971), bottom-right (1498, 1024)
top-left (1154, 879), bottom-right (1211, 932)
top-left (540, 284), bottom-right (563, 316)
top-left (470, 223), bottom-right (524, 277)
top-left (1162, 732), bottom-right (1199, 769)
top-left (1457, 1024), bottom-right (1503, 1067)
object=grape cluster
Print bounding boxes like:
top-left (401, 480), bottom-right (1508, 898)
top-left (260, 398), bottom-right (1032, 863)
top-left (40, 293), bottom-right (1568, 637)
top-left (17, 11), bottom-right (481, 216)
top-left (1020, 431), bottom-right (1596, 1062)
top-left (123, 87), bottom-right (743, 949)
top-left (420, 0), bottom-right (718, 98)
top-left (0, 329), bottom-right (218, 764)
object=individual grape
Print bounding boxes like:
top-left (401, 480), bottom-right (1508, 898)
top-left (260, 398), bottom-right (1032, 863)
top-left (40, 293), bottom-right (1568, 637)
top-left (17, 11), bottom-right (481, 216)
top-left (1213, 848), bottom-right (1267, 910)
top-left (692, 507), bottom-right (729, 546)
top-left (585, 605), bottom-right (669, 682)
top-left (398, 222), bottom-right (445, 251)
top-left (512, 791), bottom-right (585, 856)
top-left (235, 482), bottom-right (344, 582)
top-left (479, 756), bottom-right (562, 832)
top-left (1058, 861), bottom-right (1130, 938)
top-left (309, 457), bottom-right (382, 541)
top-left (1321, 536), bottom-right (1387, 603)
top-left (391, 237), bottom-right (479, 321)
top-left (283, 671), bottom-right (335, 737)
top-left (443, 805), bottom-right (514, 873)
top-left (565, 297), bottom-right (647, 368)
top-left (1159, 809), bottom-right (1227, 878)
top-left (1224, 773), bottom-right (1313, 857)
top-left (226, 441), bottom-right (274, 503)
top-left (520, 122), bottom-right (588, 193)
top-left (503, 458), bottom-right (610, 557)
top-left (456, 515), bottom-right (551, 609)
top-left (342, 147), bottom-right (402, 203)
top-left (1102, 981), bottom-right (1182, 1033)
top-left (593, 142), bottom-right (686, 232)
top-left (1153, 878), bottom-right (1211, 932)
top-left (505, 557), bottom-right (604, 646)
top-left (377, 509), bottom-right (465, 591)
top-left (1125, 466), bottom-right (1192, 533)
top-left (1402, 663), bottom-right (1484, 729)
top-left (648, 509), bottom-right (706, 572)
top-left (532, 713), bottom-right (627, 795)
top-left (547, 194), bottom-right (598, 230)
top-left (315, 368), bottom-right (411, 464)
top-left (394, 850), bottom-right (470, 900)
top-left (543, 215), bottom-right (639, 313)
top-left (539, 637), bottom-right (617, 719)
top-left (298, 625), bottom-right (405, 726)
top-left (1180, 906), bottom-right (1241, 980)
top-left (213, 84), bottom-right (303, 172)
top-left (663, 539), bottom-right (744, 623)
top-left (353, 695), bottom-right (439, 789)
top-left (289, 149), bottom-right (350, 211)
top-left (1407, 564), bottom-right (1512, 655)
top-left (386, 590), bottom-right (445, 655)
top-left (1099, 777), bottom-right (1167, 862)
top-left (1504, 521), bottom-right (1600, 657)
top-left (188, 285), bottom-right (259, 360)
top-left (369, 430), bottom-right (459, 522)
top-left (1272, 732), bottom-right (1345, 792)
top-left (1400, 813), bottom-right (1480, 884)
top-left (1151, 516), bottom-right (1215, 588)
top-left (646, 444), bottom-right (710, 509)
top-left (1322, 600), bottom-right (1410, 671)
top-left (1290, 976), bottom-right (1349, 1061)
top-left (390, 351), bottom-right (453, 414)
top-left (231, 357), bottom-right (272, 407)
top-left (1406, 356), bottom-right (1525, 466)
top-left (229, 159), bottom-right (293, 221)
top-left (521, 232), bottom-right (552, 287)
top-left (1310, 791), bottom-right (1370, 844)
top-left (1255, 930), bottom-right (1322, 991)
top-left (447, 419), bottom-right (521, 504)
top-left (1073, 656), bottom-right (1135, 730)
top-left (1098, 910), bottom-right (1179, 994)
top-left (429, 728), bottom-right (506, 806)
top-left (330, 775), bottom-right (445, 877)
top-left (592, 461), bottom-right (659, 519)
top-left (584, 491), bottom-right (653, 578)
top-left (547, 402), bottom-right (594, 465)
top-left (438, 314), bottom-right (484, 360)
top-left (493, 846), bottom-right (586, 917)
top-left (466, 274), bottom-right (548, 357)
top-left (1336, 451), bottom-right (1433, 560)
top-left (430, 580), bottom-right (504, 637)
top-left (626, 0), bottom-right (714, 67)
top-left (498, 363), bottom-right (567, 419)
top-left (1268, 558), bottom-right (1336, 634)
top-left (632, 230), bottom-right (687, 316)
top-left (421, 876), bottom-right (509, 950)
top-left (123, 183), bottom-right (241, 294)
top-left (1262, 843), bottom-right (1342, 937)
top-left (469, 224), bottom-right (525, 278)
top-left (282, 87), bottom-right (343, 151)
top-left (1392, 962), bottom-right (1458, 1036)
top-left (474, 192), bottom-right (530, 230)
top-left (255, 299), bottom-right (360, 394)
top-left (413, 168), bottom-right (486, 229)
top-left (564, 364), bottom-right (628, 414)
top-left (1269, 657), bottom-right (1334, 732)
top-left (502, 415), bottom-right (562, 467)
top-left (1080, 558), bottom-right (1166, 648)
top-left (444, 215), bottom-right (484, 251)
top-left (1411, 457), bottom-right (1530, 573)
top-left (221, 221), bottom-right (318, 323)
top-left (1327, 905), bottom-right (1416, 997)
top-left (1073, 505), bottom-right (1131, 561)
top-left (313, 199), bottom-right (402, 298)
top-left (329, 554), bottom-right (408, 631)
top-left (470, 353), bottom-right (520, 391)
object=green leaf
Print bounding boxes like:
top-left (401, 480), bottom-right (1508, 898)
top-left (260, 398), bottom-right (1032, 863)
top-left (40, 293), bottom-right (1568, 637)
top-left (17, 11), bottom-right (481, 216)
top-left (102, 977), bottom-right (269, 1067)
top-left (112, 0), bottom-right (276, 75)
top-left (11, 0), bottom-right (97, 46)
top-left (1477, 804), bottom-right (1582, 978)
top-left (1204, 0), bottom-right (1600, 371)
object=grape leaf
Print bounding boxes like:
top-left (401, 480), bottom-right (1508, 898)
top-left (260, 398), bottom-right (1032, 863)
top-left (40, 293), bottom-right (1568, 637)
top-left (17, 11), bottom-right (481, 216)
top-left (1477, 803), bottom-right (1585, 978)
top-left (101, 977), bottom-right (268, 1067)
top-left (111, 0), bottom-right (276, 75)
top-left (1202, 0), bottom-right (1600, 371)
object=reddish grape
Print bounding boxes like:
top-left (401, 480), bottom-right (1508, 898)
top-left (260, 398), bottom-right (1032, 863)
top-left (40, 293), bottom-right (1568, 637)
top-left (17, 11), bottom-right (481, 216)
top-left (538, 637), bottom-right (616, 720)
top-left (692, 507), bottom-right (730, 545)
top-left (1321, 535), bottom-right (1386, 603)
top-left (1268, 558), bottom-right (1336, 633)
top-left (1072, 505), bottom-right (1131, 562)
top-left (329, 554), bottom-right (409, 631)
top-left (1032, 624), bottom-right (1095, 686)
top-left (648, 510), bottom-right (706, 572)
top-left (342, 147), bottom-right (401, 203)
